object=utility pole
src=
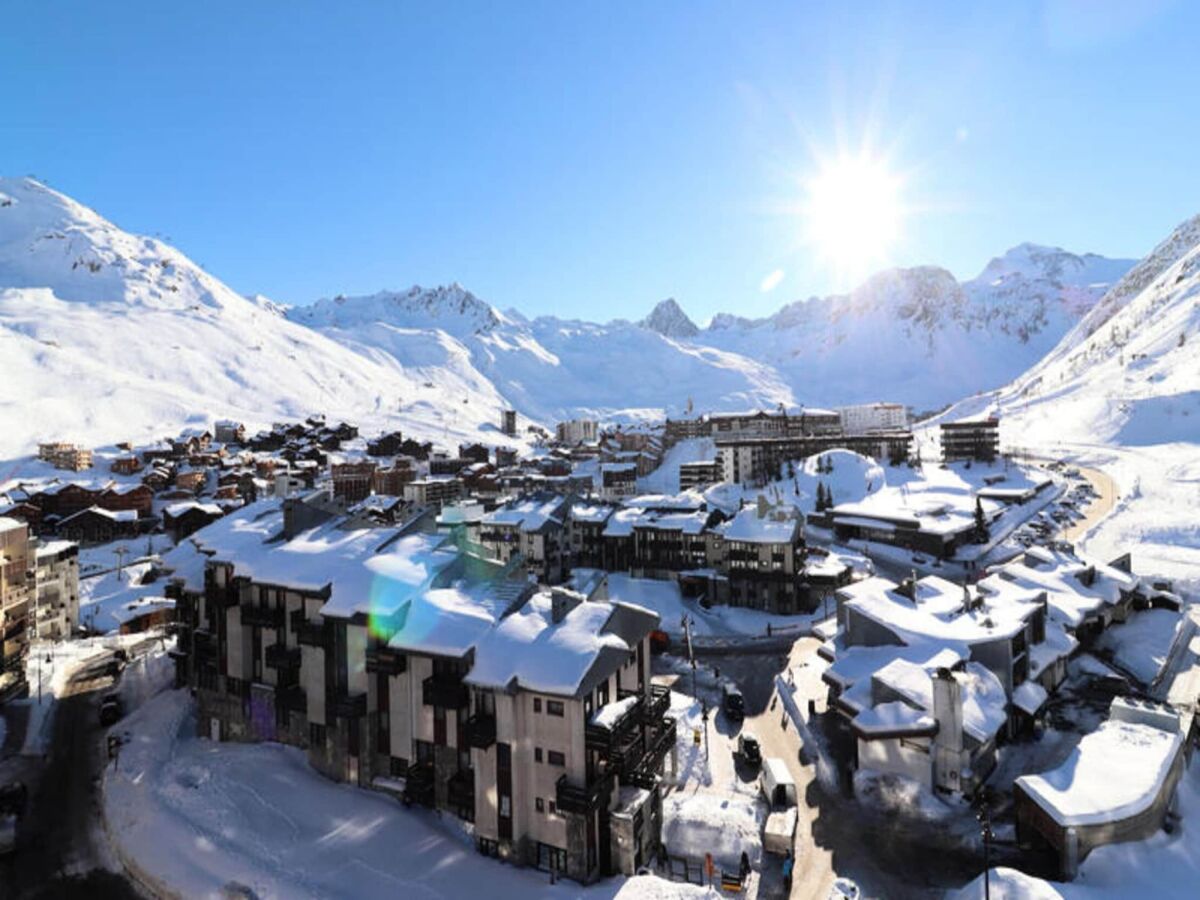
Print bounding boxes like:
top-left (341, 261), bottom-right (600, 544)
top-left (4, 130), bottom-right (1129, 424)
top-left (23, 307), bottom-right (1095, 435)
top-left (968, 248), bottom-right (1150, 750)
top-left (978, 794), bottom-right (994, 900)
top-left (114, 546), bottom-right (129, 579)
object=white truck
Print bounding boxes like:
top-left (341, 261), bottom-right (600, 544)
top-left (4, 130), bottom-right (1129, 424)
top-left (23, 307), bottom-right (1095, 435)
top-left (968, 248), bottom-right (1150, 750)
top-left (760, 757), bottom-right (798, 856)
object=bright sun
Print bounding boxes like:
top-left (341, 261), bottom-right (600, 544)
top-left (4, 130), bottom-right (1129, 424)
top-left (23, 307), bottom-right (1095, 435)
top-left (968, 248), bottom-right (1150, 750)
top-left (803, 153), bottom-right (903, 284)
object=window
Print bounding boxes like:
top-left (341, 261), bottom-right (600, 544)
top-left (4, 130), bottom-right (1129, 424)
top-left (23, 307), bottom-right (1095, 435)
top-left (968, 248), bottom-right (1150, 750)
top-left (534, 747), bottom-right (543, 763)
top-left (536, 797), bottom-right (545, 813)
top-left (547, 750), bottom-right (565, 767)
top-left (533, 697), bottom-right (542, 713)
top-left (309, 723), bottom-right (327, 748)
top-left (546, 700), bottom-right (564, 717)
top-left (390, 756), bottom-right (408, 777)
top-left (548, 800), bottom-right (556, 815)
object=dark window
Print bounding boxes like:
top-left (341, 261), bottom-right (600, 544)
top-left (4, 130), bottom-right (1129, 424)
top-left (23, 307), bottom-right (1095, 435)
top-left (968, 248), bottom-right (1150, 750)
top-left (534, 747), bottom-right (543, 763)
top-left (547, 750), bottom-right (565, 767)
top-left (309, 723), bottom-right (326, 748)
top-left (536, 797), bottom-right (545, 813)
top-left (546, 700), bottom-right (565, 717)
top-left (548, 800), bottom-right (556, 815)
top-left (390, 756), bottom-right (408, 777)
top-left (533, 697), bottom-right (542, 713)
top-left (497, 742), bottom-right (513, 841)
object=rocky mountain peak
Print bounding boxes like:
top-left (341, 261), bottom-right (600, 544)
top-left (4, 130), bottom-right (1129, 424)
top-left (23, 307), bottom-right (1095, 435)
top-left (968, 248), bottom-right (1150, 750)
top-left (640, 297), bottom-right (699, 339)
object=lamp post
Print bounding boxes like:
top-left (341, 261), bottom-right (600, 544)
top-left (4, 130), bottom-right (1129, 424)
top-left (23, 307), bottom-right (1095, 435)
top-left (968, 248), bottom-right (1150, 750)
top-left (977, 793), bottom-right (995, 900)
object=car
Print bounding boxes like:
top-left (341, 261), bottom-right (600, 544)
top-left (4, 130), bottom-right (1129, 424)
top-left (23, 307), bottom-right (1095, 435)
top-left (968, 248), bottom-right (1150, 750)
top-left (721, 683), bottom-right (745, 721)
top-left (737, 731), bottom-right (762, 767)
top-left (99, 694), bottom-right (123, 726)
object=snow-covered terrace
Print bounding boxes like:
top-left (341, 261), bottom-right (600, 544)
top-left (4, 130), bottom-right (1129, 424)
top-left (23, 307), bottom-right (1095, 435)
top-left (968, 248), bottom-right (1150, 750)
top-left (713, 505), bottom-right (800, 543)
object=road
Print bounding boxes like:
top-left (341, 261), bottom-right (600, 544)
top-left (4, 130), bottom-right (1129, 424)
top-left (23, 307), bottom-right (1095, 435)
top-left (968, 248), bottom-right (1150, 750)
top-left (0, 653), bottom-right (142, 900)
top-left (1060, 465), bottom-right (1117, 543)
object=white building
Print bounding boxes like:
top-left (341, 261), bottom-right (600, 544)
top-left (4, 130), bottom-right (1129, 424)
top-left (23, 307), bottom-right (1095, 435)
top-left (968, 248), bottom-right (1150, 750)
top-left (34, 539), bottom-right (80, 639)
top-left (555, 419), bottom-right (598, 446)
top-left (838, 402), bottom-right (909, 436)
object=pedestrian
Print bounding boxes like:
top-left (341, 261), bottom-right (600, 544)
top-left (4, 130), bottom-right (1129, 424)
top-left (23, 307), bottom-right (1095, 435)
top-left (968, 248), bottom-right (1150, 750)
top-left (766, 622), bottom-right (772, 637)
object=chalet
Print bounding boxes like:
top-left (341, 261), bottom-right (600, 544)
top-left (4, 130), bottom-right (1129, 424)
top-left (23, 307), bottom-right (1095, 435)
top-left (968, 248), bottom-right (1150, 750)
top-left (163, 501), bottom-right (226, 541)
top-left (459, 442), bottom-right (491, 464)
top-left (99, 483), bottom-right (154, 518)
top-left (110, 454), bottom-right (144, 476)
top-left (34, 480), bottom-right (111, 520)
top-left (213, 420), bottom-right (246, 444)
top-left (56, 506), bottom-right (146, 544)
top-left (139, 441), bottom-right (175, 464)
top-left (172, 428), bottom-right (213, 456)
top-left (37, 442), bottom-right (93, 471)
top-left (400, 438), bottom-right (433, 461)
top-left (430, 456), bottom-right (471, 476)
top-left (141, 466), bottom-right (172, 491)
top-left (495, 447), bottom-right (518, 468)
top-left (367, 431), bottom-right (406, 457)
top-left (174, 467), bottom-right (208, 494)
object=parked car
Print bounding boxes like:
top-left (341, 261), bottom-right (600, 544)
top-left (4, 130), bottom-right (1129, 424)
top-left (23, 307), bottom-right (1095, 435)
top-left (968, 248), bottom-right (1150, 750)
top-left (99, 693), bottom-right (123, 726)
top-left (737, 731), bottom-right (762, 767)
top-left (722, 683), bottom-right (745, 722)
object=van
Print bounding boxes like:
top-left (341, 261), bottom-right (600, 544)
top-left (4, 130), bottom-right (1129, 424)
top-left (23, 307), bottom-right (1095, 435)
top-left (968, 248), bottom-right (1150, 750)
top-left (760, 757), bottom-right (797, 808)
top-left (721, 683), bottom-right (745, 721)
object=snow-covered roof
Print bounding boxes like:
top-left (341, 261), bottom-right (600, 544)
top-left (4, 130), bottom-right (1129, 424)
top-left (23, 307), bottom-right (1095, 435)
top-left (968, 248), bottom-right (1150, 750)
top-left (569, 502), bottom-right (615, 524)
top-left (386, 582), bottom-right (512, 659)
top-left (1016, 719), bottom-right (1183, 827)
top-left (872, 655), bottom-right (1008, 744)
top-left (0, 515), bottom-right (24, 535)
top-left (481, 494), bottom-right (566, 532)
top-left (852, 700), bottom-right (936, 736)
top-left (164, 500), bottom-right (223, 518)
top-left (714, 505), bottom-right (800, 543)
top-left (465, 592), bottom-right (654, 697)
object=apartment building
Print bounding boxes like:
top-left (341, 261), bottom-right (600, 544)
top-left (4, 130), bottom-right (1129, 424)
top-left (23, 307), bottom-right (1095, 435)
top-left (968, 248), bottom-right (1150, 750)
top-left (707, 503), bottom-right (808, 613)
top-left (0, 517), bottom-right (33, 696)
top-left (479, 493), bottom-right (570, 584)
top-left (555, 419), bottom-right (599, 446)
top-left (677, 459), bottom-right (721, 491)
top-left (33, 539), bottom-right (79, 639)
top-left (838, 402), bottom-right (909, 436)
top-left (168, 499), bottom-right (672, 885)
top-left (331, 461), bottom-right (377, 504)
top-left (37, 442), bottom-right (93, 472)
top-left (403, 476), bottom-right (463, 508)
top-left (940, 417), bottom-right (1001, 463)
top-left (599, 463), bottom-right (637, 500)
top-left (717, 431), bottom-right (913, 485)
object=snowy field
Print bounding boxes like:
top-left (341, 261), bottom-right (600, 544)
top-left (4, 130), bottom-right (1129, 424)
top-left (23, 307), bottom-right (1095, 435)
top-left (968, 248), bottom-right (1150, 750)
top-left (103, 689), bottom-right (729, 900)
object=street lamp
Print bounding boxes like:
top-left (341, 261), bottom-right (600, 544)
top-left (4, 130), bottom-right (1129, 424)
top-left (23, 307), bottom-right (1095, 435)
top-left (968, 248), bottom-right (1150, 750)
top-left (977, 792), bottom-right (995, 900)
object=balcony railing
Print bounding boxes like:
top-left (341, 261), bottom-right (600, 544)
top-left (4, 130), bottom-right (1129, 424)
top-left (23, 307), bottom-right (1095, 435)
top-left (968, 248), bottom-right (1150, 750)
top-left (422, 675), bottom-right (469, 709)
top-left (464, 712), bottom-right (496, 749)
top-left (192, 629), bottom-right (216, 659)
top-left (404, 762), bottom-right (435, 807)
top-left (642, 684), bottom-right (670, 724)
top-left (240, 602), bottom-right (285, 629)
top-left (365, 646), bottom-right (407, 676)
top-left (555, 772), bottom-right (612, 816)
top-left (264, 643), bottom-right (301, 670)
top-left (328, 690), bottom-right (367, 719)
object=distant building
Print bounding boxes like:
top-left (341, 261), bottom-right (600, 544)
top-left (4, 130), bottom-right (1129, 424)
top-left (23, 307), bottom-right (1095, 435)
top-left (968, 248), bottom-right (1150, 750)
top-left (555, 420), bottom-right (598, 446)
top-left (37, 442), bottom-right (93, 472)
top-left (111, 453), bottom-right (144, 476)
top-left (500, 409), bottom-right (519, 437)
top-left (403, 477), bottom-right (463, 508)
top-left (941, 418), bottom-right (1000, 463)
top-left (677, 459), bottom-right (721, 491)
top-left (213, 420), bottom-right (247, 444)
top-left (372, 461), bottom-right (416, 497)
top-left (838, 402), bottom-right (909, 436)
top-left (331, 462), bottom-right (376, 504)
top-left (599, 463), bottom-right (638, 499)
top-left (367, 431), bottom-right (406, 458)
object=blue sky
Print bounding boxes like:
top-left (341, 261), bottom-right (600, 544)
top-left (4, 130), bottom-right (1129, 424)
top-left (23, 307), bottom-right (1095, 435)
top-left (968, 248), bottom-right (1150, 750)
top-left (3, 1), bottom-right (1198, 322)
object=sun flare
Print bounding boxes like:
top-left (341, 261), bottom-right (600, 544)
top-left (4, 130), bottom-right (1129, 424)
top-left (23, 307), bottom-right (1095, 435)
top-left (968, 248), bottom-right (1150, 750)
top-left (803, 153), bottom-right (904, 285)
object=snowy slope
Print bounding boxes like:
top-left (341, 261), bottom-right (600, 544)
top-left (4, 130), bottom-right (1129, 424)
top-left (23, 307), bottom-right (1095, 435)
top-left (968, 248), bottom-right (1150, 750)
top-left (930, 213), bottom-right (1200, 588)
top-left (290, 287), bottom-right (796, 425)
top-left (0, 179), bottom-right (522, 459)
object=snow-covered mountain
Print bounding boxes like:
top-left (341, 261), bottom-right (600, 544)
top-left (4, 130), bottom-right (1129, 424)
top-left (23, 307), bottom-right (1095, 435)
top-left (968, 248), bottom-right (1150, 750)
top-left (0, 178), bottom-right (520, 459)
top-left (931, 214), bottom-right (1200, 586)
top-left (0, 176), bottom-right (1138, 462)
top-left (289, 287), bottom-right (794, 426)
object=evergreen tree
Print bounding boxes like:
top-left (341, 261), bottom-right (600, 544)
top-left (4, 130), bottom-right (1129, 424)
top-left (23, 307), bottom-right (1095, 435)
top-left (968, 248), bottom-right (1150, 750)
top-left (974, 497), bottom-right (990, 543)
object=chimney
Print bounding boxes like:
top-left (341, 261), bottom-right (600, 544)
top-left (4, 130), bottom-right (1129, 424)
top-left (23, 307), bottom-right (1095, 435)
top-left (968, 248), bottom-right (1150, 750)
top-left (932, 668), bottom-right (965, 791)
top-left (550, 587), bottom-right (583, 624)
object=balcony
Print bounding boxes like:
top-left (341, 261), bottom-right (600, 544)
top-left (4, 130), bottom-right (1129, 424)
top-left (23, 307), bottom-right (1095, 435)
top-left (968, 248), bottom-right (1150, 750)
top-left (464, 712), bottom-right (496, 749)
top-left (422, 675), bottom-right (468, 709)
top-left (404, 762), bottom-right (435, 807)
top-left (555, 772), bottom-right (612, 816)
top-left (280, 685), bottom-right (307, 713)
top-left (192, 629), bottom-right (216, 660)
top-left (642, 684), bottom-right (670, 724)
top-left (328, 690), bottom-right (367, 719)
top-left (446, 769), bottom-right (475, 810)
top-left (240, 602), bottom-right (285, 629)
top-left (264, 643), bottom-right (301, 671)
top-left (291, 611), bottom-right (329, 648)
top-left (365, 646), bottom-right (406, 676)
